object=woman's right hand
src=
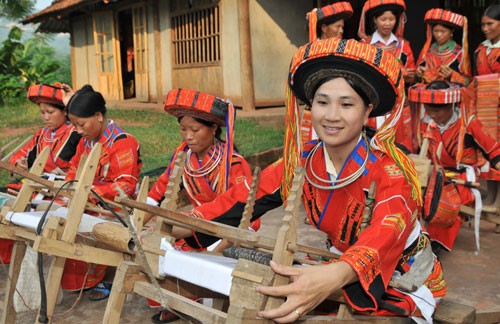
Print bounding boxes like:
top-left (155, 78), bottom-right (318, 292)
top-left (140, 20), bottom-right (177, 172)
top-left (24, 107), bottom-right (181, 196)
top-left (60, 84), bottom-right (75, 106)
top-left (15, 158), bottom-right (28, 170)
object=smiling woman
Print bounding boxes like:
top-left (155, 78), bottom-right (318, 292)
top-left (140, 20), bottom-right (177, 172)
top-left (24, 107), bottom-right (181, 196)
top-left (246, 38), bottom-right (446, 323)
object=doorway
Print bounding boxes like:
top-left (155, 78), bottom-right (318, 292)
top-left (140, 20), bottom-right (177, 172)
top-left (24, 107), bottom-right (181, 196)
top-left (118, 9), bottom-right (135, 99)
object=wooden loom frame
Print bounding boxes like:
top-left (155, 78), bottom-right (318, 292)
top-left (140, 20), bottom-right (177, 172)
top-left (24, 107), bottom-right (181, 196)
top-left (101, 162), bottom-right (477, 324)
top-left (0, 143), bottom-right (150, 324)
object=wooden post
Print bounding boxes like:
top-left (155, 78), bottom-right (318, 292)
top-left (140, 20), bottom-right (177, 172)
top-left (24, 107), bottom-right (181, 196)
top-left (237, 0), bottom-right (256, 111)
top-left (152, 0), bottom-right (164, 103)
top-left (1, 241), bottom-right (27, 324)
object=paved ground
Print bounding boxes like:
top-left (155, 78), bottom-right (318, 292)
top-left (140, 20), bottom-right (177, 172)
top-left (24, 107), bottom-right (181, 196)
top-left (1, 205), bottom-right (499, 324)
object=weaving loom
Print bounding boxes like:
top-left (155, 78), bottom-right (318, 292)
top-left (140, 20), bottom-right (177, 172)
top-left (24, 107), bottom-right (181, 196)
top-left (101, 163), bottom-right (476, 324)
top-left (0, 144), bottom-right (144, 323)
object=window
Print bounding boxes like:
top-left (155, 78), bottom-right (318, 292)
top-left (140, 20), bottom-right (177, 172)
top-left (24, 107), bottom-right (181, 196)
top-left (171, 4), bottom-right (220, 67)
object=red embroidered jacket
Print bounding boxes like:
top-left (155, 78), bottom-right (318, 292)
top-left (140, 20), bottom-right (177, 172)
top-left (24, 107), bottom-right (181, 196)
top-left (420, 115), bottom-right (500, 171)
top-left (418, 41), bottom-right (471, 85)
top-left (252, 139), bottom-right (446, 314)
top-left (65, 120), bottom-right (142, 201)
top-left (9, 122), bottom-right (81, 175)
top-left (474, 44), bottom-right (500, 75)
top-left (148, 143), bottom-right (255, 249)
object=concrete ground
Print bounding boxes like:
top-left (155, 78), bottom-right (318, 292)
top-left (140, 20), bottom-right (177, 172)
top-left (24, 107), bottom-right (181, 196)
top-left (1, 205), bottom-right (500, 324)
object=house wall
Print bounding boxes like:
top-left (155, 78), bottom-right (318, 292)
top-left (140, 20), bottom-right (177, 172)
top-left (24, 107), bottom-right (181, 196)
top-left (71, 15), bottom-right (98, 90)
top-left (220, 0), bottom-right (243, 105)
top-left (220, 0), bottom-right (308, 107)
top-left (159, 0), bottom-right (173, 96)
top-left (250, 0), bottom-right (309, 107)
top-left (146, 2), bottom-right (157, 102)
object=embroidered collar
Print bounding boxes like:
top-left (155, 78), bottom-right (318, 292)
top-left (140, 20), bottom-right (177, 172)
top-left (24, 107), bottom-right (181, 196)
top-left (481, 39), bottom-right (500, 55)
top-left (431, 40), bottom-right (456, 53)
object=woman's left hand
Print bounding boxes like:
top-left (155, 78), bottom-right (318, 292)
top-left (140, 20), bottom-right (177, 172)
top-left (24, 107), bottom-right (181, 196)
top-left (439, 65), bottom-right (452, 79)
top-left (256, 260), bottom-right (356, 323)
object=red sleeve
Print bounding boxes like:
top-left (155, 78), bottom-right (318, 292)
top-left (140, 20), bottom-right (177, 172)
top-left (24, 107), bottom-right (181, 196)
top-left (92, 136), bottom-right (141, 200)
top-left (9, 130), bottom-right (40, 167)
top-left (403, 40), bottom-right (416, 70)
top-left (467, 116), bottom-right (500, 167)
top-left (190, 155), bottom-right (252, 221)
top-left (65, 140), bottom-right (85, 181)
top-left (340, 159), bottom-right (416, 301)
top-left (148, 161), bottom-right (172, 204)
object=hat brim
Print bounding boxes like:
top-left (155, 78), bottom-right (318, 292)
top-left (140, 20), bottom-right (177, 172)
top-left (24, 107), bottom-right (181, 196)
top-left (166, 107), bottom-right (226, 127)
top-left (290, 55), bottom-right (397, 117)
top-left (318, 11), bottom-right (353, 26)
top-left (366, 4), bottom-right (404, 18)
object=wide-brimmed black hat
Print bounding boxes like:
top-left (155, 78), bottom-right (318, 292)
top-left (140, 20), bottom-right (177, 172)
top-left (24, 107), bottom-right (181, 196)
top-left (289, 39), bottom-right (403, 117)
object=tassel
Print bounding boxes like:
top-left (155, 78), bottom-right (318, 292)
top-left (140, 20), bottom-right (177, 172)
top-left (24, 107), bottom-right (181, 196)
top-left (281, 85), bottom-right (301, 203)
top-left (308, 9), bottom-right (318, 42)
top-left (372, 92), bottom-right (423, 206)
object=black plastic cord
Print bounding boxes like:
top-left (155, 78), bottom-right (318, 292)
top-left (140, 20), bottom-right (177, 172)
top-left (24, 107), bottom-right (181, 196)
top-left (35, 179), bottom-right (77, 324)
top-left (90, 189), bottom-right (128, 228)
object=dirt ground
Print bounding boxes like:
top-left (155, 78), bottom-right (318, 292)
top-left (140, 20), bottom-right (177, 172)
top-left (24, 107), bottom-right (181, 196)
top-left (1, 203), bottom-right (500, 324)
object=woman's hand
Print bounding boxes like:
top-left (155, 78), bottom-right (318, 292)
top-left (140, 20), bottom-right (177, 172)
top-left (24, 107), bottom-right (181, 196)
top-left (438, 65), bottom-right (452, 80)
top-left (15, 157), bottom-right (28, 170)
top-left (256, 260), bottom-right (356, 323)
top-left (415, 65), bottom-right (426, 78)
top-left (60, 84), bottom-right (75, 106)
top-left (495, 160), bottom-right (500, 170)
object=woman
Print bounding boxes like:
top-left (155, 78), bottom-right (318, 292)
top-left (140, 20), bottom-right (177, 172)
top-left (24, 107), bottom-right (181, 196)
top-left (256, 38), bottom-right (446, 323)
top-left (474, 4), bottom-right (500, 75)
top-left (146, 88), bottom-right (257, 323)
top-left (409, 81), bottom-right (500, 252)
top-left (9, 83), bottom-right (81, 175)
top-left (307, 1), bottom-right (353, 42)
top-left (358, 0), bottom-right (415, 152)
top-left (61, 84), bottom-right (142, 299)
top-left (1, 84), bottom-right (81, 265)
top-left (416, 8), bottom-right (471, 86)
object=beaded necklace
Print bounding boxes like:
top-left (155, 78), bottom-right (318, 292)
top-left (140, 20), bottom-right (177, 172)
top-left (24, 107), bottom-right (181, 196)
top-left (184, 141), bottom-right (223, 178)
top-left (305, 137), bottom-right (369, 190)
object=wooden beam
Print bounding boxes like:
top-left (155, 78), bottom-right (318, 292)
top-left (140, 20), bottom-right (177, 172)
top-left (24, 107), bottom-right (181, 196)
top-left (33, 235), bottom-right (125, 267)
top-left (116, 197), bottom-right (340, 261)
top-left (134, 281), bottom-right (227, 323)
top-left (152, 0), bottom-right (163, 103)
top-left (1, 241), bottom-right (27, 324)
top-left (237, 0), bottom-right (255, 111)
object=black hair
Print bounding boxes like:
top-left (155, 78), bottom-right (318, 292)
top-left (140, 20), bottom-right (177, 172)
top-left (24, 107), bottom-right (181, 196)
top-left (66, 85), bottom-right (107, 118)
top-left (425, 80), bottom-right (451, 90)
top-left (484, 4), bottom-right (500, 20)
top-left (311, 76), bottom-right (373, 108)
top-left (369, 7), bottom-right (401, 36)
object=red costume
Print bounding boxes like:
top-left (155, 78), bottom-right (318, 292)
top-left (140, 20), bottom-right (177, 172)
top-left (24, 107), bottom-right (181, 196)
top-left (61, 120), bottom-right (141, 290)
top-left (2, 84), bottom-right (81, 264)
top-left (420, 115), bottom-right (500, 250)
top-left (252, 139), bottom-right (446, 318)
top-left (256, 38), bottom-right (445, 320)
top-left (65, 120), bottom-right (141, 201)
top-left (474, 42), bottom-right (500, 75)
top-left (417, 9), bottom-right (471, 86)
top-left (303, 139), bottom-right (445, 315)
top-left (9, 122), bottom-right (80, 175)
top-left (148, 142), bottom-right (256, 249)
top-left (409, 81), bottom-right (500, 251)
